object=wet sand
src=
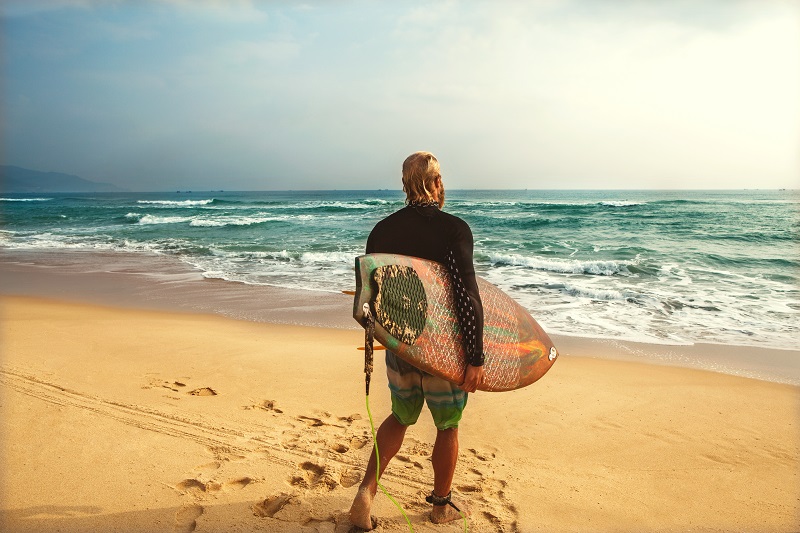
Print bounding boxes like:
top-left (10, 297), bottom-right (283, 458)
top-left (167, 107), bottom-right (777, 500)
top-left (2, 250), bottom-right (797, 385)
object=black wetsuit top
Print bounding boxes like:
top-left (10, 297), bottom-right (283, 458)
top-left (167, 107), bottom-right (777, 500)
top-left (366, 204), bottom-right (485, 366)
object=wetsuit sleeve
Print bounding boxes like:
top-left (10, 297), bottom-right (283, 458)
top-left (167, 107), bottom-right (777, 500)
top-left (445, 221), bottom-right (485, 367)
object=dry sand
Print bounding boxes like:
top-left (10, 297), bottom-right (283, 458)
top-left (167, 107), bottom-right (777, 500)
top-left (1, 296), bottom-right (798, 532)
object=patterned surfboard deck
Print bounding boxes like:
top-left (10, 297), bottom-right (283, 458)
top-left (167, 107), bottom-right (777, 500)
top-left (353, 254), bottom-right (558, 392)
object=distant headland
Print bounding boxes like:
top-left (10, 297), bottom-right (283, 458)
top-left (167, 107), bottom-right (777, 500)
top-left (0, 165), bottom-right (126, 193)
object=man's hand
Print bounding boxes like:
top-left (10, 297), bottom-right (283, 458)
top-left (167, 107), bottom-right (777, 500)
top-left (459, 364), bottom-right (484, 393)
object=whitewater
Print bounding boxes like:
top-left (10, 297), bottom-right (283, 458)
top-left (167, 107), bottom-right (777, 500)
top-left (1, 189), bottom-right (797, 350)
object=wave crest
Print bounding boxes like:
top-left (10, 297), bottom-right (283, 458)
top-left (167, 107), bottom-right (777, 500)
top-left (487, 252), bottom-right (630, 276)
top-left (1, 197), bottom-right (52, 202)
top-left (137, 199), bottom-right (214, 206)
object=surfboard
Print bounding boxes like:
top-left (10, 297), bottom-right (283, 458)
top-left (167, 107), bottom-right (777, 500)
top-left (353, 253), bottom-right (558, 392)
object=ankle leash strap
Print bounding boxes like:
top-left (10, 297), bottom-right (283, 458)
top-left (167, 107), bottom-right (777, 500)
top-left (425, 490), bottom-right (462, 513)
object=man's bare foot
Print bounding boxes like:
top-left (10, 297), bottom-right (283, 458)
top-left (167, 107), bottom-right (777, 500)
top-left (349, 486), bottom-right (376, 530)
top-left (430, 500), bottom-right (470, 525)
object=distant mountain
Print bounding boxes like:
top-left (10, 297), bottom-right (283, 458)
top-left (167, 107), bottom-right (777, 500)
top-left (0, 165), bottom-right (126, 193)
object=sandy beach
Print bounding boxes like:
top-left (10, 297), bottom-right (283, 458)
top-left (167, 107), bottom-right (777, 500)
top-left (1, 294), bottom-right (798, 533)
top-left (4, 0), bottom-right (799, 530)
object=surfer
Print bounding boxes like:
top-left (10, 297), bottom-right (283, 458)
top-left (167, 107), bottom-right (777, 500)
top-left (349, 151), bottom-right (485, 530)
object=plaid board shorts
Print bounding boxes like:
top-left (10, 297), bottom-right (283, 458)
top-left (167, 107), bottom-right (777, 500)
top-left (385, 350), bottom-right (467, 430)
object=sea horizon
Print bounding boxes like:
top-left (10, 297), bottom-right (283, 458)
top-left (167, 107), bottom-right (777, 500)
top-left (4, 187), bottom-right (799, 195)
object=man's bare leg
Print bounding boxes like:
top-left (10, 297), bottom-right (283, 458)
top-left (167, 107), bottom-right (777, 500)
top-left (349, 414), bottom-right (407, 530)
top-left (430, 427), bottom-right (468, 524)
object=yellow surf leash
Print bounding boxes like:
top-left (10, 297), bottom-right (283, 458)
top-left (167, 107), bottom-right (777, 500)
top-left (361, 303), bottom-right (467, 533)
top-left (365, 393), bottom-right (414, 531)
top-left (362, 303), bottom-right (414, 531)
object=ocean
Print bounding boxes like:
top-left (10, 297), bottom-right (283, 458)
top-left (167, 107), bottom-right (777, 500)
top-left (1, 189), bottom-right (797, 351)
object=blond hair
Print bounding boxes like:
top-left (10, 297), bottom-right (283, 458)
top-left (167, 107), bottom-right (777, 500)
top-left (402, 151), bottom-right (442, 206)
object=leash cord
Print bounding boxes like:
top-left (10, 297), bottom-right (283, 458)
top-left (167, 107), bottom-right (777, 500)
top-left (366, 396), bottom-right (467, 533)
top-left (363, 302), bottom-right (413, 531)
top-left (362, 301), bottom-right (467, 533)
top-left (365, 393), bottom-right (414, 532)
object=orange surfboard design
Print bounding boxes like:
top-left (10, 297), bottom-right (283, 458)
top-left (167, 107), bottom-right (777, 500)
top-left (353, 254), bottom-right (558, 392)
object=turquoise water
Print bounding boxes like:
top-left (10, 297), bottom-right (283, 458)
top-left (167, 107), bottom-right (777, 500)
top-left (1, 189), bottom-right (798, 349)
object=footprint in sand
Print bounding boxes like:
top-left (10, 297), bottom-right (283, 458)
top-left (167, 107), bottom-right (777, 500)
top-left (175, 479), bottom-right (208, 496)
top-left (468, 447), bottom-right (496, 462)
top-left (174, 476), bottom-right (254, 497)
top-left (349, 435), bottom-right (370, 450)
top-left (242, 399), bottom-right (283, 413)
top-left (195, 461), bottom-right (221, 472)
top-left (281, 434), bottom-right (305, 451)
top-left (297, 414), bottom-right (327, 427)
top-left (173, 503), bottom-right (203, 533)
top-left (330, 442), bottom-right (349, 454)
top-left (405, 439), bottom-right (432, 457)
top-left (142, 376), bottom-right (189, 392)
top-left (456, 482), bottom-right (483, 494)
top-left (223, 477), bottom-right (253, 491)
top-left (289, 462), bottom-right (339, 491)
top-left (178, 478), bottom-right (225, 495)
top-left (252, 492), bottom-right (293, 518)
top-left (339, 468), bottom-right (361, 488)
top-left (205, 446), bottom-right (247, 462)
top-left (395, 454), bottom-right (424, 470)
top-left (188, 387), bottom-right (217, 396)
top-left (297, 462), bottom-right (325, 485)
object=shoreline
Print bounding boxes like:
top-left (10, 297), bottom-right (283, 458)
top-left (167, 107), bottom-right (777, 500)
top-left (2, 248), bottom-right (798, 386)
top-left (2, 295), bottom-right (798, 532)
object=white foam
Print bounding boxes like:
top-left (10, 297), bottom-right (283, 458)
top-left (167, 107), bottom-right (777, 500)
top-left (191, 216), bottom-right (268, 227)
top-left (561, 283), bottom-right (628, 301)
top-left (137, 199), bottom-right (214, 206)
top-left (453, 200), bottom-right (520, 207)
top-left (270, 201), bottom-right (386, 210)
top-left (1, 232), bottom-right (115, 251)
top-left (300, 251), bottom-right (358, 264)
top-left (0, 197), bottom-right (52, 202)
top-left (599, 201), bottom-right (646, 207)
top-left (189, 214), bottom-right (313, 227)
top-left (207, 249), bottom-right (293, 261)
top-left (312, 201), bottom-right (376, 209)
top-left (137, 214), bottom-right (193, 225)
top-left (487, 252), bottom-right (630, 276)
top-left (188, 219), bottom-right (226, 227)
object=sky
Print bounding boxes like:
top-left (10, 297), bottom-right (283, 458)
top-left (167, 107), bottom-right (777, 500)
top-left (2, 0), bottom-right (798, 191)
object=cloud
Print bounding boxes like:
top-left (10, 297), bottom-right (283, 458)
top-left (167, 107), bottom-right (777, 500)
top-left (157, 0), bottom-right (269, 23)
top-left (1, 0), bottom-right (268, 22)
top-left (220, 39), bottom-right (303, 65)
top-left (2, 1), bottom-right (798, 190)
top-left (375, 0), bottom-right (800, 188)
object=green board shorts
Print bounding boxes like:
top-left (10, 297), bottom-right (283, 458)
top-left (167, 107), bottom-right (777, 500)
top-left (385, 350), bottom-right (467, 430)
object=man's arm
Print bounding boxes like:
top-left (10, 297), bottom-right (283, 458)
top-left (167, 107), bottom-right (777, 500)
top-left (447, 218), bottom-right (485, 368)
